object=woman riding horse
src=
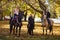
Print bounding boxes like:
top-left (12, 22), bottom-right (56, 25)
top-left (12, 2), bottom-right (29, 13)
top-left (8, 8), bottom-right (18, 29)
top-left (42, 10), bottom-right (54, 35)
top-left (15, 9), bottom-right (24, 36)
top-left (9, 14), bottom-right (18, 35)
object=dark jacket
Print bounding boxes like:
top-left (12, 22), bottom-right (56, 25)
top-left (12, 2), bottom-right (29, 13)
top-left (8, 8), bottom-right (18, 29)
top-left (18, 11), bottom-right (24, 22)
top-left (46, 11), bottom-right (51, 18)
top-left (28, 16), bottom-right (34, 29)
top-left (46, 11), bottom-right (51, 25)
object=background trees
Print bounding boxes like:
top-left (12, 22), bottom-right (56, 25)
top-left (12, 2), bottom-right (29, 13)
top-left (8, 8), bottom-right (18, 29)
top-left (0, 0), bottom-right (60, 20)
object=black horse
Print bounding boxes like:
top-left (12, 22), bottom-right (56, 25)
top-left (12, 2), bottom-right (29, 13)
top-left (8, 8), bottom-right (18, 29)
top-left (15, 10), bottom-right (24, 36)
top-left (9, 16), bottom-right (18, 35)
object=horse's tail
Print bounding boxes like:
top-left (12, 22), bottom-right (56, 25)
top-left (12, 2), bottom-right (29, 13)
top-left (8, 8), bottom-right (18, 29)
top-left (50, 19), bottom-right (54, 25)
top-left (49, 19), bottom-right (54, 32)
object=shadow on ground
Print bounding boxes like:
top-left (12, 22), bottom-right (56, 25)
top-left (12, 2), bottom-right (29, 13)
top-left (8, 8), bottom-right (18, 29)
top-left (0, 28), bottom-right (60, 40)
top-left (0, 21), bottom-right (60, 40)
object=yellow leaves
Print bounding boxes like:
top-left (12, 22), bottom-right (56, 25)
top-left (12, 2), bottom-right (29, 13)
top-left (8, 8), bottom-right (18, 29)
top-left (56, 7), bottom-right (60, 13)
top-left (54, 3), bottom-right (60, 16)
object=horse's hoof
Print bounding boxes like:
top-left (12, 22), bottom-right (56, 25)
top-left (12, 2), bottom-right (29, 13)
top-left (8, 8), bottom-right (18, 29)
top-left (46, 33), bottom-right (47, 35)
top-left (52, 33), bottom-right (53, 35)
top-left (9, 33), bottom-right (11, 35)
top-left (15, 34), bottom-right (17, 36)
top-left (43, 34), bottom-right (44, 35)
top-left (17, 35), bottom-right (20, 37)
top-left (13, 33), bottom-right (15, 35)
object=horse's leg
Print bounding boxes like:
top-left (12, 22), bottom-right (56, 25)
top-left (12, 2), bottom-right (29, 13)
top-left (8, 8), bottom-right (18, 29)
top-left (49, 20), bottom-right (53, 35)
top-left (19, 26), bottom-right (21, 36)
top-left (50, 25), bottom-right (53, 35)
top-left (46, 25), bottom-right (48, 35)
top-left (46, 20), bottom-right (48, 35)
top-left (49, 25), bottom-right (53, 35)
top-left (46, 28), bottom-right (47, 35)
top-left (16, 24), bottom-right (18, 35)
top-left (49, 25), bottom-right (52, 33)
top-left (31, 29), bottom-right (34, 35)
top-left (10, 24), bottom-right (13, 34)
top-left (52, 25), bottom-right (53, 35)
top-left (46, 24), bottom-right (48, 35)
top-left (51, 21), bottom-right (53, 35)
top-left (13, 25), bottom-right (15, 35)
top-left (43, 27), bottom-right (44, 35)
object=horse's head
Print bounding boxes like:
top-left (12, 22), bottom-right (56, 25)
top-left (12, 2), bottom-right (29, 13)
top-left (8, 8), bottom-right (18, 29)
top-left (43, 15), bottom-right (46, 19)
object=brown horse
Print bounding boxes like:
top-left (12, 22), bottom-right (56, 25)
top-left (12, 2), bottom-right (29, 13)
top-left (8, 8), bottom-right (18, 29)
top-left (42, 15), bottom-right (54, 35)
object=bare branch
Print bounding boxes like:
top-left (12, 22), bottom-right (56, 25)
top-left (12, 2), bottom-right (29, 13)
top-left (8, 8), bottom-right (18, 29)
top-left (23, 0), bottom-right (43, 14)
top-left (38, 0), bottom-right (46, 11)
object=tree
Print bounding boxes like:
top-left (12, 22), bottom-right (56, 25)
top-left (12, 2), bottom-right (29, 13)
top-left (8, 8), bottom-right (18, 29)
top-left (0, 0), bottom-right (60, 18)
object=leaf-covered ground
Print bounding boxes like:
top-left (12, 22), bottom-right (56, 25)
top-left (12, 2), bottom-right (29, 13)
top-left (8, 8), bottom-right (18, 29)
top-left (0, 21), bottom-right (60, 40)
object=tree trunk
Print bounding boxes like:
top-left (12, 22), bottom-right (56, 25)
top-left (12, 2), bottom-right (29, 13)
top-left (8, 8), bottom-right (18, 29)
top-left (0, 9), bottom-right (3, 21)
